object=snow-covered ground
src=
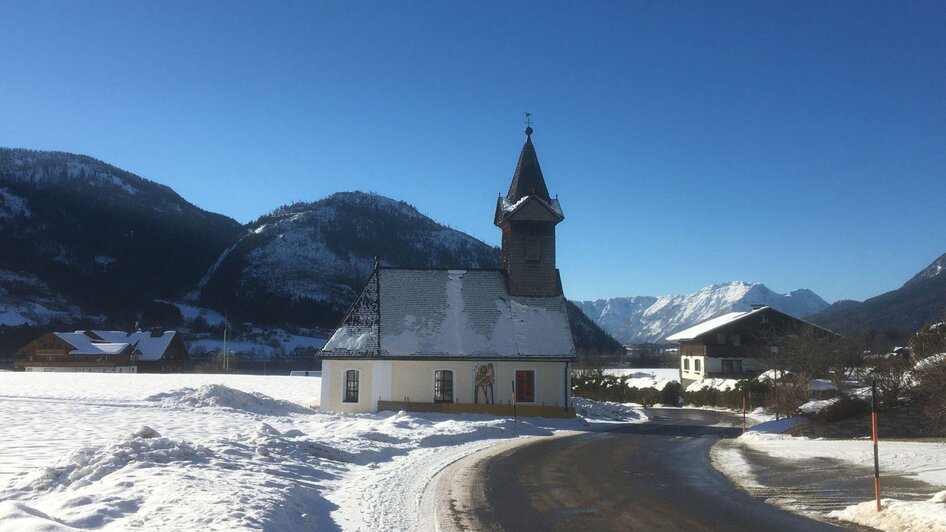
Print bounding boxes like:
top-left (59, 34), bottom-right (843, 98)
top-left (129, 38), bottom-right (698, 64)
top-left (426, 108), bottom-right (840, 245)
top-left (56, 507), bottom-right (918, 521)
top-left (602, 368), bottom-right (679, 390)
top-left (685, 377), bottom-right (740, 392)
top-left (0, 373), bottom-right (646, 530)
top-left (716, 417), bottom-right (946, 531)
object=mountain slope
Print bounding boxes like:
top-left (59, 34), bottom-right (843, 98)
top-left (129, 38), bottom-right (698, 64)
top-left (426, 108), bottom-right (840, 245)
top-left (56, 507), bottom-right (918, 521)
top-left (194, 191), bottom-right (502, 328)
top-left (0, 148), bottom-right (242, 323)
top-left (0, 149), bottom-right (627, 356)
top-left (565, 300), bottom-right (625, 356)
top-left (577, 281), bottom-right (830, 344)
top-left (192, 191), bottom-right (628, 353)
top-left (810, 252), bottom-right (946, 338)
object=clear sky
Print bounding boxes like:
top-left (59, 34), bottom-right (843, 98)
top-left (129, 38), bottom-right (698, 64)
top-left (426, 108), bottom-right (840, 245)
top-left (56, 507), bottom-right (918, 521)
top-left (2, 1), bottom-right (944, 304)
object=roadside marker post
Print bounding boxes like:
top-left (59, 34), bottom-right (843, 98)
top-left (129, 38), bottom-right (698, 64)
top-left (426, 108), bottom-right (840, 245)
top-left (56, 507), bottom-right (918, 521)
top-left (742, 392), bottom-right (747, 434)
top-left (872, 379), bottom-right (881, 512)
top-left (512, 380), bottom-right (518, 422)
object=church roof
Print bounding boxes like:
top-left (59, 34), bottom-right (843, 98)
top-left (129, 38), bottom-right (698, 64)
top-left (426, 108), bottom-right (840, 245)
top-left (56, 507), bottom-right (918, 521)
top-left (506, 133), bottom-right (552, 203)
top-left (321, 268), bottom-right (577, 359)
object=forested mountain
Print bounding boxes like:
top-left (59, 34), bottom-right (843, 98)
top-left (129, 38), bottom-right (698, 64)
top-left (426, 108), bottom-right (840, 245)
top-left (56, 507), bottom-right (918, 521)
top-left (192, 191), bottom-right (501, 328)
top-left (809, 252), bottom-right (946, 339)
top-left (0, 149), bottom-right (623, 357)
top-left (0, 148), bottom-right (241, 326)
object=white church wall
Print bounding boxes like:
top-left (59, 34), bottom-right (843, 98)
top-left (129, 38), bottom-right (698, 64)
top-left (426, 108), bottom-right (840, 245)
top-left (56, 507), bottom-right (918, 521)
top-left (321, 359), bottom-right (571, 414)
top-left (320, 359), bottom-right (376, 413)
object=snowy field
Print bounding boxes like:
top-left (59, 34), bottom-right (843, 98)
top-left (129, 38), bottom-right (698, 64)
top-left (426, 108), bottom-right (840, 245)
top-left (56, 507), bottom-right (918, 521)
top-left (0, 373), bottom-right (646, 531)
top-left (602, 368), bottom-right (679, 389)
top-left (716, 418), bottom-right (946, 531)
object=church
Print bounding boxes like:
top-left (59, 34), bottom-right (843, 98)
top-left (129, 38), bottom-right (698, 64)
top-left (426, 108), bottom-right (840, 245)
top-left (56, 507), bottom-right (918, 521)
top-left (318, 127), bottom-right (577, 417)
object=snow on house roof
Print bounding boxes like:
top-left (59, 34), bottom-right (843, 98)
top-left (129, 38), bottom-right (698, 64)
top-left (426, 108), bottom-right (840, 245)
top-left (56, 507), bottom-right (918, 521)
top-left (51, 330), bottom-right (180, 360)
top-left (665, 305), bottom-right (839, 342)
top-left (91, 331), bottom-right (179, 361)
top-left (53, 332), bottom-right (130, 356)
top-left (322, 268), bottom-right (576, 359)
top-left (665, 308), bottom-right (765, 342)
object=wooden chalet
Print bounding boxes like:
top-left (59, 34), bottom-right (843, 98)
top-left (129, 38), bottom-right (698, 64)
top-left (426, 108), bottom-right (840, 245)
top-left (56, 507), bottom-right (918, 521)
top-left (16, 329), bottom-right (188, 373)
top-left (666, 305), bottom-right (839, 387)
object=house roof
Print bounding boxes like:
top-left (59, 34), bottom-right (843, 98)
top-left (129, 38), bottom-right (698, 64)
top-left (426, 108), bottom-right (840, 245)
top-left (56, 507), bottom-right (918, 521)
top-left (665, 306), bottom-right (839, 342)
top-left (90, 330), bottom-right (179, 361)
top-left (53, 332), bottom-right (131, 356)
top-left (321, 268), bottom-right (577, 359)
top-left (665, 308), bottom-right (767, 342)
top-left (506, 132), bottom-right (552, 203)
top-left (50, 330), bottom-right (180, 360)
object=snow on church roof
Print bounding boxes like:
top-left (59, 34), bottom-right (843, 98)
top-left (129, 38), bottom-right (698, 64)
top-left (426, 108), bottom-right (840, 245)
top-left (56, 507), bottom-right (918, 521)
top-left (500, 195), bottom-right (564, 219)
top-left (322, 269), bottom-right (577, 359)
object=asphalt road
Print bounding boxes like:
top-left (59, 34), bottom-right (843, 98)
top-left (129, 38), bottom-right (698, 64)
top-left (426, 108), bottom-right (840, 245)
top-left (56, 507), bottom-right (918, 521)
top-left (454, 409), bottom-right (846, 531)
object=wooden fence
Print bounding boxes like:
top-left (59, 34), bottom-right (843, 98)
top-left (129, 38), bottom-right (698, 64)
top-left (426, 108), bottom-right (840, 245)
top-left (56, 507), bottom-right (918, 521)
top-left (377, 401), bottom-right (575, 418)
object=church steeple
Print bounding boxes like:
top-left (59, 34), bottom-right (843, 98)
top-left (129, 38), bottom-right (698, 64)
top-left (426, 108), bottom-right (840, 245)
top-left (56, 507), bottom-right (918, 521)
top-left (494, 126), bottom-right (565, 297)
top-left (506, 129), bottom-right (552, 203)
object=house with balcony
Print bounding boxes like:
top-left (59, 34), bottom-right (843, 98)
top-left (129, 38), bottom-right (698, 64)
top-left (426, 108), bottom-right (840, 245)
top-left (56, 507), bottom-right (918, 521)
top-left (16, 328), bottom-right (187, 373)
top-left (667, 305), bottom-right (838, 387)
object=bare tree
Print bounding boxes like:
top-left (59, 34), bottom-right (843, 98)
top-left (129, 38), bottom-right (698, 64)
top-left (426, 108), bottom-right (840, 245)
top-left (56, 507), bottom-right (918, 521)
top-left (911, 310), bottom-right (946, 359)
top-left (750, 323), bottom-right (841, 416)
top-left (869, 356), bottom-right (913, 406)
top-left (824, 336), bottom-right (865, 392)
top-left (912, 357), bottom-right (946, 434)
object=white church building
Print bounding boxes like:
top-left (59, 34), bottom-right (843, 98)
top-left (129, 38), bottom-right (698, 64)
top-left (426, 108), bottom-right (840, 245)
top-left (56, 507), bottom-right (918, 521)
top-left (318, 127), bottom-right (577, 417)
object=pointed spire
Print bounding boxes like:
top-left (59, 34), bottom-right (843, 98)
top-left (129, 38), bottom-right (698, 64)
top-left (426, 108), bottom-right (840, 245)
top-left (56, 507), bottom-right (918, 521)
top-left (506, 127), bottom-right (551, 203)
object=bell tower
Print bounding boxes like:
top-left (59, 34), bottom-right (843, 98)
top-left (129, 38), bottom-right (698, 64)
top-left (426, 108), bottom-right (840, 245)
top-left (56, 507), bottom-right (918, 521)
top-left (494, 126), bottom-right (565, 297)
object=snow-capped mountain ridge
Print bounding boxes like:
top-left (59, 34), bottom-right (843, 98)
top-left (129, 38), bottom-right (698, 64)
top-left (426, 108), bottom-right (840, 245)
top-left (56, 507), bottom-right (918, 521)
top-left (194, 191), bottom-right (502, 327)
top-left (577, 281), bottom-right (830, 344)
top-left (905, 252), bottom-right (946, 287)
top-left (0, 148), bottom-right (229, 219)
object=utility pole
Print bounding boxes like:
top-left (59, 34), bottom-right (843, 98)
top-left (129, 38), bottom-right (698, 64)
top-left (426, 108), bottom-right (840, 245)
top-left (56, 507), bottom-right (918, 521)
top-left (872, 379), bottom-right (882, 512)
top-left (223, 312), bottom-right (229, 373)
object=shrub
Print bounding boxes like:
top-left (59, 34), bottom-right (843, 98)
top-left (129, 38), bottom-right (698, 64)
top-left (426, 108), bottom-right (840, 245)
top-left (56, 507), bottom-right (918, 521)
top-left (911, 356), bottom-right (946, 435)
top-left (683, 379), bottom-right (770, 410)
top-left (683, 387), bottom-right (743, 409)
top-left (869, 357), bottom-right (913, 406)
top-left (639, 387), bottom-right (661, 407)
top-left (661, 381), bottom-right (683, 405)
top-left (571, 370), bottom-right (678, 405)
top-left (811, 396), bottom-right (871, 422)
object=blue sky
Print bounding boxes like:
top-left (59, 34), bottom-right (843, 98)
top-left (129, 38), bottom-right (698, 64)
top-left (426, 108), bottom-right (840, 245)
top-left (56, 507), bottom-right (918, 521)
top-left (2, 1), bottom-right (944, 304)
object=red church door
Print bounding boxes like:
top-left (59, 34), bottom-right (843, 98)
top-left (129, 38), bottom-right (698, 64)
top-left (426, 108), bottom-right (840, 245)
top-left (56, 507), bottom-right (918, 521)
top-left (515, 370), bottom-right (535, 403)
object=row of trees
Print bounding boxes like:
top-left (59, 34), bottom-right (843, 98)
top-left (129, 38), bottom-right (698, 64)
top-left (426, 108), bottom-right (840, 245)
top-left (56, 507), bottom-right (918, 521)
top-left (723, 314), bottom-right (946, 430)
top-left (572, 312), bottom-right (946, 432)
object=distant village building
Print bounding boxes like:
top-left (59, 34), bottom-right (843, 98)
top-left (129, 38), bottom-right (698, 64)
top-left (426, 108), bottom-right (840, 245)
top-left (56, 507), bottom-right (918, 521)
top-left (16, 329), bottom-right (187, 373)
top-left (318, 127), bottom-right (577, 417)
top-left (666, 305), bottom-right (838, 387)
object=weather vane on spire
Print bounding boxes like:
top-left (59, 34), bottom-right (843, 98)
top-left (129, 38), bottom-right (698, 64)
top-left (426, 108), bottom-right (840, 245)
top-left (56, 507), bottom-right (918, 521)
top-left (524, 112), bottom-right (533, 136)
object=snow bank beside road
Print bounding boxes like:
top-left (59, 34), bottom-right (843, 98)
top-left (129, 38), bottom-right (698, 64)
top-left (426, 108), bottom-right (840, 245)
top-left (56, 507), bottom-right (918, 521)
top-left (829, 492), bottom-right (946, 532)
top-left (714, 411), bottom-right (946, 531)
top-left (572, 397), bottom-right (650, 422)
top-left (0, 373), bottom-right (643, 531)
top-left (739, 434), bottom-right (946, 487)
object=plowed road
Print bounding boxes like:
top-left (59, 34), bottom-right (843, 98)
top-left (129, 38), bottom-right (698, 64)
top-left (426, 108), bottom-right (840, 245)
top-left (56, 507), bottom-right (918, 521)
top-left (437, 409), bottom-right (847, 531)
